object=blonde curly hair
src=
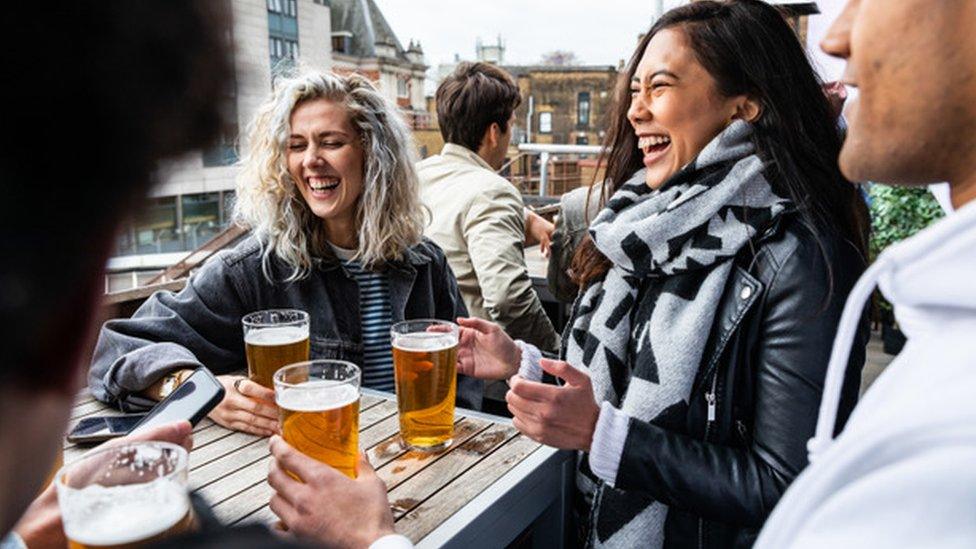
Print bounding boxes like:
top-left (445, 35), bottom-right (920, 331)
top-left (234, 69), bottom-right (425, 281)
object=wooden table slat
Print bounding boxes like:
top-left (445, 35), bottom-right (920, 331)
top-left (65, 389), bottom-right (563, 547)
top-left (238, 504), bottom-right (277, 526)
top-left (192, 422), bottom-right (236, 449)
top-left (387, 424), bottom-right (518, 520)
top-left (190, 431), bottom-right (264, 469)
top-left (375, 418), bottom-right (492, 491)
top-left (70, 399), bottom-right (115, 419)
top-left (196, 455), bottom-right (271, 507)
top-left (213, 477), bottom-right (274, 525)
top-left (190, 437), bottom-right (268, 490)
top-left (394, 435), bottom-right (540, 542)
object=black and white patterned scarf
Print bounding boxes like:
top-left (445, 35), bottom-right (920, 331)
top-left (567, 121), bottom-right (789, 548)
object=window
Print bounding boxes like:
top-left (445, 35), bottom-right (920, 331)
top-left (539, 112), bottom-right (552, 134)
top-left (181, 193), bottom-right (221, 250)
top-left (332, 35), bottom-right (347, 53)
top-left (576, 136), bottom-right (589, 145)
top-left (577, 91), bottom-right (591, 127)
top-left (397, 77), bottom-right (409, 98)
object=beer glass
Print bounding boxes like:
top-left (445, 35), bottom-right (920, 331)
top-left (56, 441), bottom-right (192, 549)
top-left (274, 360), bottom-right (361, 479)
top-left (242, 309), bottom-right (310, 388)
top-left (391, 319), bottom-right (458, 451)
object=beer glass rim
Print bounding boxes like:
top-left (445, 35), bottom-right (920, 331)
top-left (390, 318), bottom-right (458, 333)
top-left (54, 441), bottom-right (189, 495)
top-left (273, 359), bottom-right (361, 390)
top-left (242, 309), bottom-right (310, 328)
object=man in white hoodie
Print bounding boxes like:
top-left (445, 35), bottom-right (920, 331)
top-left (755, 0), bottom-right (976, 547)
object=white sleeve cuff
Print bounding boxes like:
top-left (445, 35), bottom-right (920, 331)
top-left (514, 340), bottom-right (544, 382)
top-left (0, 533), bottom-right (27, 549)
top-left (589, 401), bottom-right (631, 487)
top-left (369, 533), bottom-right (414, 549)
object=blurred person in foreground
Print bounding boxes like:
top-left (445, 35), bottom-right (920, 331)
top-left (0, 1), bottom-right (231, 547)
top-left (88, 69), bottom-right (483, 436)
top-left (417, 62), bottom-right (559, 354)
top-left (755, 0), bottom-right (976, 546)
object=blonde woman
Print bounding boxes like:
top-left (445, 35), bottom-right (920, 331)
top-left (89, 71), bottom-right (481, 436)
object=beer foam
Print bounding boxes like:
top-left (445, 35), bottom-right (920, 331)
top-left (61, 478), bottom-right (188, 546)
top-left (393, 332), bottom-right (457, 353)
top-left (277, 381), bottom-right (359, 411)
top-left (245, 325), bottom-right (308, 346)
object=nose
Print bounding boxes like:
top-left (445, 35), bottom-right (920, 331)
top-left (627, 88), bottom-right (650, 128)
top-left (302, 143), bottom-right (324, 169)
top-left (821, 0), bottom-right (858, 60)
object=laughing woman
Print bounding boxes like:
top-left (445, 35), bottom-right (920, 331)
top-left (89, 71), bottom-right (482, 435)
top-left (455, 1), bottom-right (869, 547)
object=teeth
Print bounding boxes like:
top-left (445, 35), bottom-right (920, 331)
top-left (638, 135), bottom-right (671, 150)
top-left (308, 177), bottom-right (340, 191)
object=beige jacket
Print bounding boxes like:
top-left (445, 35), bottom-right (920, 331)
top-left (417, 144), bottom-right (559, 352)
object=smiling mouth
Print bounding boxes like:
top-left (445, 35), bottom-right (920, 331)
top-left (638, 134), bottom-right (671, 157)
top-left (307, 176), bottom-right (340, 193)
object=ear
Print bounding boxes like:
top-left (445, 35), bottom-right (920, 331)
top-left (732, 96), bottom-right (762, 123)
top-left (485, 122), bottom-right (501, 148)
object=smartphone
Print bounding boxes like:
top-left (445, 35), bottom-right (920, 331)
top-left (67, 414), bottom-right (148, 443)
top-left (67, 368), bottom-right (225, 444)
top-left (130, 367), bottom-right (225, 433)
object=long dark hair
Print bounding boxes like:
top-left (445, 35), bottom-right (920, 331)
top-left (573, 0), bottom-right (868, 286)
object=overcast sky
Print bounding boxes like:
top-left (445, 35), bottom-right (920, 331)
top-left (371, 0), bottom-right (848, 82)
top-left (371, 0), bottom-right (685, 69)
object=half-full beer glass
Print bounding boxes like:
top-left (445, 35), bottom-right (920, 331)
top-left (56, 441), bottom-right (193, 549)
top-left (243, 309), bottom-right (310, 388)
top-left (391, 319), bottom-right (458, 451)
top-left (274, 360), bottom-right (361, 479)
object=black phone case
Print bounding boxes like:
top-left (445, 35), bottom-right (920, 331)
top-left (132, 367), bottom-right (226, 431)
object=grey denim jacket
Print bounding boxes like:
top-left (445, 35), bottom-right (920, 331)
top-left (89, 236), bottom-right (483, 412)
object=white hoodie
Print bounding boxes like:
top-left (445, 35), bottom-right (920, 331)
top-left (755, 198), bottom-right (976, 548)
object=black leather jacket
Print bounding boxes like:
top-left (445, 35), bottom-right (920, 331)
top-left (578, 212), bottom-right (868, 548)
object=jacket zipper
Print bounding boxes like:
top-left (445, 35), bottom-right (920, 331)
top-left (699, 373), bottom-right (718, 549)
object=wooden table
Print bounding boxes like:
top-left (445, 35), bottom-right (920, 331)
top-left (64, 389), bottom-right (574, 548)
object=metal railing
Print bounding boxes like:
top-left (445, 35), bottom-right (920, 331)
top-left (514, 143), bottom-right (604, 196)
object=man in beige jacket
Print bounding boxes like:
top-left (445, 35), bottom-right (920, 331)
top-left (418, 62), bottom-right (559, 353)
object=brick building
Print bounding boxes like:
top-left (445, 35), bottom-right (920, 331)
top-left (503, 65), bottom-right (619, 147)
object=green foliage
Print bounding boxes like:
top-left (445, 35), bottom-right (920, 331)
top-left (869, 183), bottom-right (944, 317)
top-left (869, 184), bottom-right (944, 260)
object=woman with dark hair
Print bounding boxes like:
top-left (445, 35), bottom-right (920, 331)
top-left (454, 1), bottom-right (869, 546)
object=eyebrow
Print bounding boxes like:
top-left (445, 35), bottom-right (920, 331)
top-left (288, 130), bottom-right (349, 140)
top-left (632, 70), bottom-right (680, 84)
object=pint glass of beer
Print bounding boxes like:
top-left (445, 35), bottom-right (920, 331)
top-left (391, 319), bottom-right (458, 451)
top-left (56, 441), bottom-right (193, 548)
top-left (274, 360), bottom-right (361, 479)
top-left (242, 309), bottom-right (310, 388)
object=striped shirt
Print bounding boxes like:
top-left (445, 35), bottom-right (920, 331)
top-left (330, 244), bottom-right (395, 391)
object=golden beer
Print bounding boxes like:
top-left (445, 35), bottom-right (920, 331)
top-left (57, 442), bottom-right (192, 549)
top-left (391, 322), bottom-right (458, 451)
top-left (274, 360), bottom-right (362, 479)
top-left (279, 384), bottom-right (360, 478)
top-left (245, 326), bottom-right (310, 388)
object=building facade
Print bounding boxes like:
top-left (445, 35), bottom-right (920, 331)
top-left (329, 0), bottom-right (429, 129)
top-left (504, 65), bottom-right (618, 147)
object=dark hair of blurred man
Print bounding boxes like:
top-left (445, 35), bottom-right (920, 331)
top-left (0, 0), bottom-right (230, 541)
